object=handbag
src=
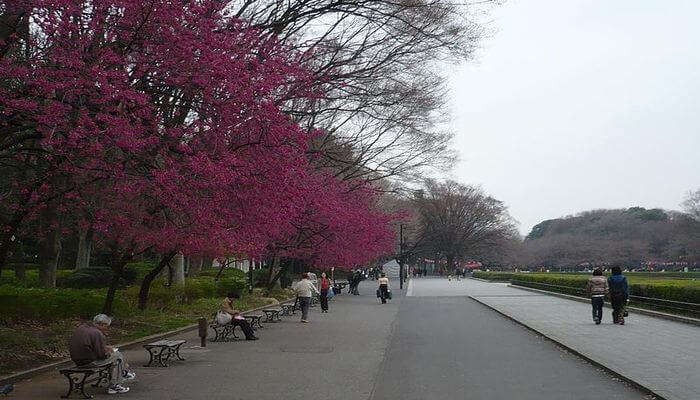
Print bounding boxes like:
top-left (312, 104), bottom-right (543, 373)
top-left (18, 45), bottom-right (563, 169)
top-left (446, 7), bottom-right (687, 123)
top-left (216, 310), bottom-right (232, 325)
top-left (387, 290), bottom-right (392, 300)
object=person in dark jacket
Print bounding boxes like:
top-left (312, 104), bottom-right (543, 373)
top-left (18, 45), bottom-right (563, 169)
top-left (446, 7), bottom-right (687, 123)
top-left (68, 314), bottom-right (135, 394)
top-left (607, 267), bottom-right (629, 325)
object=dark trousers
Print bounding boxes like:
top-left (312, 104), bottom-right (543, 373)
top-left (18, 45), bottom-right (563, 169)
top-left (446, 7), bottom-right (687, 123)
top-left (591, 296), bottom-right (604, 321)
top-left (232, 319), bottom-right (255, 339)
top-left (610, 294), bottom-right (626, 322)
top-left (379, 284), bottom-right (388, 303)
top-left (320, 289), bottom-right (329, 311)
top-left (299, 296), bottom-right (310, 320)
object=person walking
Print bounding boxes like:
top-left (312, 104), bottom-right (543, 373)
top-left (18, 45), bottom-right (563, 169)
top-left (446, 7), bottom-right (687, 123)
top-left (351, 269), bottom-right (362, 295)
top-left (607, 267), bottom-right (629, 325)
top-left (586, 268), bottom-right (609, 325)
top-left (378, 273), bottom-right (390, 304)
top-left (294, 273), bottom-right (320, 323)
top-left (319, 272), bottom-right (331, 313)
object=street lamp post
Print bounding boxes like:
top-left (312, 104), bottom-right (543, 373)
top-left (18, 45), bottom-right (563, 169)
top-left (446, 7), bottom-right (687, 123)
top-left (399, 223), bottom-right (404, 290)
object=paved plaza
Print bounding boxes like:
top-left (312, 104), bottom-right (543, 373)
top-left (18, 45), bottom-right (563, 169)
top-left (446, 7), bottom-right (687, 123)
top-left (9, 278), bottom-right (694, 399)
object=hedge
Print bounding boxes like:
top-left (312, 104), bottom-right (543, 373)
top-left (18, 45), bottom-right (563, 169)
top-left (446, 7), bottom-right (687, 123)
top-left (473, 271), bottom-right (515, 281)
top-left (1, 274), bottom-right (248, 321)
top-left (510, 273), bottom-right (700, 305)
top-left (0, 285), bottom-right (129, 321)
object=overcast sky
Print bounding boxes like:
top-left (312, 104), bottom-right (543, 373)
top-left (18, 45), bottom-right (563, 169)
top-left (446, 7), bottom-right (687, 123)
top-left (448, 0), bottom-right (700, 235)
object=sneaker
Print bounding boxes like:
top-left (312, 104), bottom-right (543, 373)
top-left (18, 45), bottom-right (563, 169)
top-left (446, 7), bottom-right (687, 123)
top-left (301, 320), bottom-right (309, 323)
top-left (107, 385), bottom-right (130, 394)
top-left (595, 319), bottom-right (601, 325)
top-left (123, 371), bottom-right (136, 381)
top-left (619, 318), bottom-right (625, 325)
top-left (246, 336), bottom-right (259, 341)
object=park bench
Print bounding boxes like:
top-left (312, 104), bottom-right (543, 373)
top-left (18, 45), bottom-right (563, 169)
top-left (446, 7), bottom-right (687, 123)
top-left (280, 303), bottom-right (296, 316)
top-left (262, 308), bottom-right (282, 322)
top-left (209, 316), bottom-right (240, 342)
top-left (243, 314), bottom-right (264, 329)
top-left (59, 359), bottom-right (114, 399)
top-left (143, 339), bottom-right (187, 367)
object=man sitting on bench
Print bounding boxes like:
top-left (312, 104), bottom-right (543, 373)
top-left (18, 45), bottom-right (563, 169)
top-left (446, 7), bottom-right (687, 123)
top-left (221, 292), bottom-right (259, 340)
top-left (68, 314), bottom-right (135, 394)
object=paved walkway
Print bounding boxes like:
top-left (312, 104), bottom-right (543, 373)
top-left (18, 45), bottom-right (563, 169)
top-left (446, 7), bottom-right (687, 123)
top-left (8, 278), bottom-right (687, 400)
top-left (409, 277), bottom-right (699, 400)
top-left (9, 284), bottom-right (401, 400)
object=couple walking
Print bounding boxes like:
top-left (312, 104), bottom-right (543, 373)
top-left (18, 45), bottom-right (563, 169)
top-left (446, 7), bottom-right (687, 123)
top-left (293, 272), bottom-right (332, 322)
top-left (586, 267), bottom-right (629, 325)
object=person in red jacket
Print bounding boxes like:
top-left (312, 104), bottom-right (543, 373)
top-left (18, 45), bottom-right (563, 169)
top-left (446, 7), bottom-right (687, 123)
top-left (320, 272), bottom-right (331, 313)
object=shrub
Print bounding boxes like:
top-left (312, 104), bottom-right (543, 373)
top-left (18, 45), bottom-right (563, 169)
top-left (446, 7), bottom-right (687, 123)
top-left (216, 276), bottom-right (247, 297)
top-left (126, 261), bottom-right (157, 280)
top-left (58, 266), bottom-right (137, 289)
top-left (1, 269), bottom-right (73, 288)
top-left (183, 278), bottom-right (218, 303)
top-left (199, 267), bottom-right (246, 280)
top-left (0, 285), bottom-right (129, 321)
top-left (510, 273), bottom-right (700, 306)
top-left (473, 271), bottom-right (515, 281)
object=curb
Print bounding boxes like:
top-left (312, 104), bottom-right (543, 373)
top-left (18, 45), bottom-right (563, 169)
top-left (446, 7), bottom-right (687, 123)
top-left (0, 297), bottom-right (296, 386)
top-left (508, 284), bottom-right (700, 327)
top-left (467, 295), bottom-right (666, 400)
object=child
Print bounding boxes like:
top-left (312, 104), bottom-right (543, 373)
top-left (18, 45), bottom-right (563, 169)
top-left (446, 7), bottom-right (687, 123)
top-left (586, 268), bottom-right (608, 325)
top-left (607, 266), bottom-right (629, 325)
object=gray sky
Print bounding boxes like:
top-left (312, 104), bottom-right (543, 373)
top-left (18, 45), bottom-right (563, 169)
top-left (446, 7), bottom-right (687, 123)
top-left (448, 0), bottom-right (700, 235)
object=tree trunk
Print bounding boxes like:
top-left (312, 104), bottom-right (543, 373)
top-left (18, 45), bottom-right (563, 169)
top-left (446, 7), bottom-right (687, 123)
top-left (172, 253), bottom-right (185, 285)
top-left (248, 259), bottom-right (254, 294)
top-left (202, 258), bottom-right (213, 271)
top-left (446, 255), bottom-right (455, 273)
top-left (265, 256), bottom-right (283, 294)
top-left (103, 264), bottom-right (123, 315)
top-left (187, 257), bottom-right (202, 277)
top-left (103, 251), bottom-right (132, 315)
top-left (75, 228), bottom-right (93, 269)
top-left (138, 252), bottom-right (176, 310)
top-left (39, 228), bottom-right (62, 288)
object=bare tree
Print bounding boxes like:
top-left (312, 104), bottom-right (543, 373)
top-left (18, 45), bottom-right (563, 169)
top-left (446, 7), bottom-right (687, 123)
top-left (682, 188), bottom-right (700, 221)
top-left (413, 179), bottom-right (518, 270)
top-left (225, 0), bottom-right (496, 182)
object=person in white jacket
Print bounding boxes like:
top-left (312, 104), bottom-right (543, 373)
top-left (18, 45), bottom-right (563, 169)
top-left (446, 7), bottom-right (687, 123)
top-left (294, 273), bottom-right (320, 323)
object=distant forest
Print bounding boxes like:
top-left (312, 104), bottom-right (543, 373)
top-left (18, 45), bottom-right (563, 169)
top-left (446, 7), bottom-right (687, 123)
top-left (511, 207), bottom-right (700, 269)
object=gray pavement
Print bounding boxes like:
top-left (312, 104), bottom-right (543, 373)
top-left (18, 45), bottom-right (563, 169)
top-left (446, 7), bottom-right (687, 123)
top-left (10, 285), bottom-right (400, 400)
top-left (8, 278), bottom-right (676, 400)
top-left (409, 277), bottom-right (699, 400)
top-left (372, 287), bottom-right (647, 400)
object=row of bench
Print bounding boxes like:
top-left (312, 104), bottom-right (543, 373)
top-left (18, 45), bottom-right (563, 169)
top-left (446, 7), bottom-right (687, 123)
top-left (59, 300), bottom-right (309, 398)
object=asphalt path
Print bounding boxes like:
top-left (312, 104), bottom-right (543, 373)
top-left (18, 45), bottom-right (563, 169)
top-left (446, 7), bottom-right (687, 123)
top-left (10, 278), bottom-right (650, 400)
top-left (370, 278), bottom-right (649, 400)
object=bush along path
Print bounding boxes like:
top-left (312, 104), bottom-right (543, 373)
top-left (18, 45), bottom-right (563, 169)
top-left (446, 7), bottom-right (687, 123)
top-left (472, 271), bottom-right (700, 317)
top-left (0, 265), bottom-right (292, 377)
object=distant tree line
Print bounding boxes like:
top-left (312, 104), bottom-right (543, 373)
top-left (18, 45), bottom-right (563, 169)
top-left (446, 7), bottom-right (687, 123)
top-left (515, 191), bottom-right (700, 269)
